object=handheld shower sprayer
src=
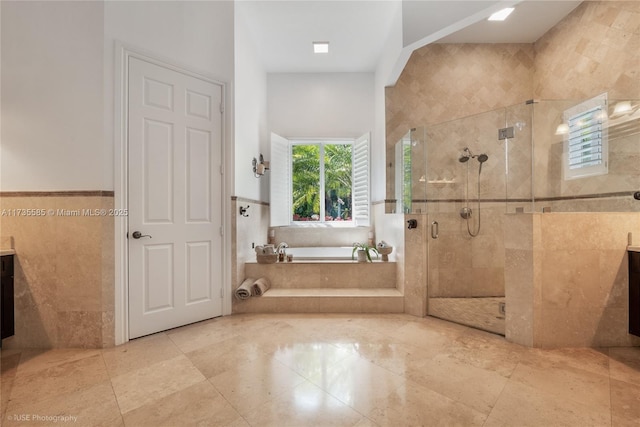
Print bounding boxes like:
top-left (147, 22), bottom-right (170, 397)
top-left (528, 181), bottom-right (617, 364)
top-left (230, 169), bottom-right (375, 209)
top-left (458, 148), bottom-right (489, 237)
top-left (476, 153), bottom-right (488, 173)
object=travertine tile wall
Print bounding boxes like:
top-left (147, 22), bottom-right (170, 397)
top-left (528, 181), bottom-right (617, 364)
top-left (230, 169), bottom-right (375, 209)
top-left (386, 43), bottom-right (535, 152)
top-left (505, 212), bottom-right (640, 348)
top-left (531, 1), bottom-right (639, 209)
top-left (404, 213), bottom-right (427, 317)
top-left (0, 195), bottom-right (114, 348)
top-left (533, 1), bottom-right (639, 101)
top-left (272, 227), bottom-right (369, 248)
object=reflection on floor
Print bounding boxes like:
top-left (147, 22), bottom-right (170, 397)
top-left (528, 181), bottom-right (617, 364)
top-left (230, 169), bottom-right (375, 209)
top-left (1, 313), bottom-right (639, 426)
top-left (429, 297), bottom-right (506, 335)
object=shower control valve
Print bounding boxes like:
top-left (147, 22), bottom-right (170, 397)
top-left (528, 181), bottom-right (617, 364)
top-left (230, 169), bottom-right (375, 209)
top-left (407, 219), bottom-right (418, 229)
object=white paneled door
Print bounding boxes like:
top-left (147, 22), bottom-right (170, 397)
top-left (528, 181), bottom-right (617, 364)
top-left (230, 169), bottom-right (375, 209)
top-left (128, 57), bottom-right (223, 339)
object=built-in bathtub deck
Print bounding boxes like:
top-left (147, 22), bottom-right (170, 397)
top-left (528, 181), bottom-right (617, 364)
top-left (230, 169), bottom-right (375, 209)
top-left (245, 260), bottom-right (397, 289)
top-left (236, 260), bottom-right (403, 314)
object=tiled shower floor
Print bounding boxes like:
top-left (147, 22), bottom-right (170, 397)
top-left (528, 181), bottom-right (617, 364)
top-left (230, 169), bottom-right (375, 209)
top-left (428, 297), bottom-right (506, 335)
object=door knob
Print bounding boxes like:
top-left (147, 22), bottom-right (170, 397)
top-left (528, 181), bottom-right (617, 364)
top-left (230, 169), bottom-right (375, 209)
top-left (131, 231), bottom-right (152, 239)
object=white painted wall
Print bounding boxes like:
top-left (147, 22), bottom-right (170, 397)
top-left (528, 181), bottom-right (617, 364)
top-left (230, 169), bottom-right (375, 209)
top-left (104, 0), bottom-right (235, 192)
top-left (373, 3), bottom-right (403, 202)
top-left (1, 1), bottom-right (235, 192)
top-left (234, 7), bottom-right (269, 202)
top-left (267, 73), bottom-right (375, 139)
top-left (1, 1), bottom-right (104, 191)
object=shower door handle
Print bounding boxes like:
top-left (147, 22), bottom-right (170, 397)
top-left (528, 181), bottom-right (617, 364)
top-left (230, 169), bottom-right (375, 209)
top-left (431, 221), bottom-right (439, 239)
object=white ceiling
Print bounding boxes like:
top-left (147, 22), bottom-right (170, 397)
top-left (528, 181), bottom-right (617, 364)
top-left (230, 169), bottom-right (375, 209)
top-left (437, 1), bottom-right (582, 44)
top-left (236, 1), bottom-right (400, 73)
top-left (237, 0), bottom-right (583, 74)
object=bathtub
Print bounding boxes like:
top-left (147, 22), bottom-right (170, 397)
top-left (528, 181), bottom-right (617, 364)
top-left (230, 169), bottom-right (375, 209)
top-left (286, 246), bottom-right (354, 261)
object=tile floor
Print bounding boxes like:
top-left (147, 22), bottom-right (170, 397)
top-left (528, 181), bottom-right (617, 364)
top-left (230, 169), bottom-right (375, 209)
top-left (1, 313), bottom-right (639, 427)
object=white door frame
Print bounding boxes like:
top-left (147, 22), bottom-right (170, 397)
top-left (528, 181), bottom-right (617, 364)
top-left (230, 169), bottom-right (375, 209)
top-left (113, 43), bottom-right (232, 345)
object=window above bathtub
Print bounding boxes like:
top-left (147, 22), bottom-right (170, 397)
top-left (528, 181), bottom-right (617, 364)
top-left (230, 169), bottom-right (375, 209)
top-left (270, 132), bottom-right (370, 227)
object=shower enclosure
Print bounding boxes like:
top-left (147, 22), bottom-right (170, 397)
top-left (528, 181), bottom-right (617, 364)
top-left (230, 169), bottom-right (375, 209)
top-left (394, 98), bottom-right (640, 335)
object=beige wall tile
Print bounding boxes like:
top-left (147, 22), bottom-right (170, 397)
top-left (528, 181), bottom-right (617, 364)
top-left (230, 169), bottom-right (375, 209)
top-left (0, 195), bottom-right (113, 349)
top-left (540, 249), bottom-right (601, 309)
top-left (56, 311), bottom-right (103, 348)
top-left (534, 1), bottom-right (640, 100)
top-left (505, 212), bottom-right (640, 347)
top-left (404, 214), bottom-right (427, 316)
top-left (386, 44), bottom-right (534, 147)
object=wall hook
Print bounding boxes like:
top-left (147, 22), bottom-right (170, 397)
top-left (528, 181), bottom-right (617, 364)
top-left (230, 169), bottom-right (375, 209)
top-left (239, 205), bottom-right (250, 217)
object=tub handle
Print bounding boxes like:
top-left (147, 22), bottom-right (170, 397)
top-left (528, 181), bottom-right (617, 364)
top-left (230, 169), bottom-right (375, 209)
top-left (431, 221), bottom-right (439, 239)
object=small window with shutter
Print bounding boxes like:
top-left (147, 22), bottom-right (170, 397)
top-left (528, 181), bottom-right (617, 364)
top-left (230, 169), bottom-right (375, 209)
top-left (563, 93), bottom-right (608, 180)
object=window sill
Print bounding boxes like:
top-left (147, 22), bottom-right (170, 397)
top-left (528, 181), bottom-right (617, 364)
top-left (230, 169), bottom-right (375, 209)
top-left (280, 223), bottom-right (367, 229)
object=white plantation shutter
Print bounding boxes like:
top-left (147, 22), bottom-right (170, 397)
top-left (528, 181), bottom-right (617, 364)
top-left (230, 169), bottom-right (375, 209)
top-left (270, 133), bottom-right (291, 226)
top-left (352, 132), bottom-right (370, 226)
top-left (563, 93), bottom-right (608, 180)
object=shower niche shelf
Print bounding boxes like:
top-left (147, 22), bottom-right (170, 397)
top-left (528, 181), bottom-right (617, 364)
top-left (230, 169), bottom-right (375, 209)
top-left (426, 179), bottom-right (456, 185)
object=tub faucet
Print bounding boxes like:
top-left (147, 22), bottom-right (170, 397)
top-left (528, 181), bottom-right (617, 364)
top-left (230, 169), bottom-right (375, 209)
top-left (276, 242), bottom-right (289, 254)
top-left (276, 242), bottom-right (288, 262)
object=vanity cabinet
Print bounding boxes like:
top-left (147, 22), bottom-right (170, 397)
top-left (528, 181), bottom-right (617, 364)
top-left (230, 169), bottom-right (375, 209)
top-left (630, 250), bottom-right (640, 337)
top-left (1, 254), bottom-right (15, 345)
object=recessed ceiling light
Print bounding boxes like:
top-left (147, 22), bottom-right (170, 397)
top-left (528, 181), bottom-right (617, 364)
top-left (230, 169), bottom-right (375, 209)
top-left (488, 7), bottom-right (514, 21)
top-left (313, 42), bottom-right (329, 54)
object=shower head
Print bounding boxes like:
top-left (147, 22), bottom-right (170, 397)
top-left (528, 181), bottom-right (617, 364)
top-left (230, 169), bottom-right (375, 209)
top-left (477, 153), bottom-right (489, 163)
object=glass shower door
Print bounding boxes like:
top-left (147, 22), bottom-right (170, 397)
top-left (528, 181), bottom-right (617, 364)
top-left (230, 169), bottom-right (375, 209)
top-left (424, 104), bottom-right (533, 335)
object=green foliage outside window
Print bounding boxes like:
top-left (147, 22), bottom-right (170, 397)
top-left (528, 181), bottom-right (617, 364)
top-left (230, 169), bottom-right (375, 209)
top-left (292, 143), bottom-right (352, 222)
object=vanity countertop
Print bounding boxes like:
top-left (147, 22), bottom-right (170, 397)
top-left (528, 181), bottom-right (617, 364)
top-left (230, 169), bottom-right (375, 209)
top-left (0, 249), bottom-right (15, 256)
top-left (628, 246), bottom-right (640, 253)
